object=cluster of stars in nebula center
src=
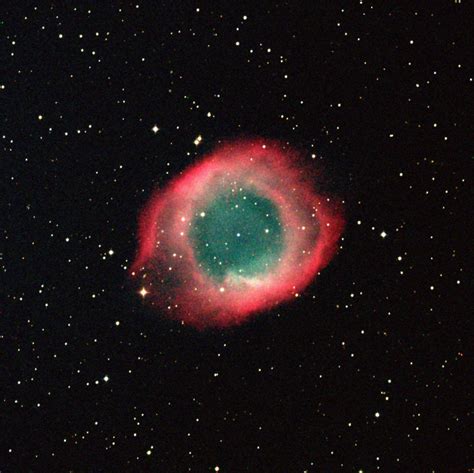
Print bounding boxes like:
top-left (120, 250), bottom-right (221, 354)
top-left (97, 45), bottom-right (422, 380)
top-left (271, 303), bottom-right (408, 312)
top-left (189, 188), bottom-right (285, 282)
top-left (131, 139), bottom-right (344, 328)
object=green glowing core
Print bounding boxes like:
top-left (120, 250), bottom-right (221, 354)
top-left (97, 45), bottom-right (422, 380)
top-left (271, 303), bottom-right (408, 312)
top-left (190, 188), bottom-right (284, 282)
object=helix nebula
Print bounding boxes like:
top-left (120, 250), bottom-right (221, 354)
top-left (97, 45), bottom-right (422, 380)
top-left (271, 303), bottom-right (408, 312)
top-left (130, 139), bottom-right (345, 329)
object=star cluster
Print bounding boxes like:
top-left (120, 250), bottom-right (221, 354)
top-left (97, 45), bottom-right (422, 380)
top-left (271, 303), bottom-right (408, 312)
top-left (1, 2), bottom-right (471, 472)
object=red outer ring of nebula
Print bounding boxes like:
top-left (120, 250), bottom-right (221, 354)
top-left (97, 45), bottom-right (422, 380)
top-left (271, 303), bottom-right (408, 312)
top-left (130, 138), bottom-right (345, 329)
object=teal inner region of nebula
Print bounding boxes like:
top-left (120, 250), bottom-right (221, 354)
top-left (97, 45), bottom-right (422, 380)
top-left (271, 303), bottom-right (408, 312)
top-left (189, 188), bottom-right (285, 282)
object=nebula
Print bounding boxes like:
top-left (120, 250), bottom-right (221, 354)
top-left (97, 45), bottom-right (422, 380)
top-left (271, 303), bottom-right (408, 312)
top-left (130, 138), bottom-right (344, 328)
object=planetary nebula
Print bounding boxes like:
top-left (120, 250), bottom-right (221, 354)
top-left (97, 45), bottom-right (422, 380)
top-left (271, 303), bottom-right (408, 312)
top-left (130, 139), bottom-right (344, 328)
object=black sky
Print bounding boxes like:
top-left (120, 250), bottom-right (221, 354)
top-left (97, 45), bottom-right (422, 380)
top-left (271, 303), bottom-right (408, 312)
top-left (1, 1), bottom-right (472, 472)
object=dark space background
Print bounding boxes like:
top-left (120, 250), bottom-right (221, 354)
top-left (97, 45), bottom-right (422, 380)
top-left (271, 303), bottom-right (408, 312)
top-left (1, 2), bottom-right (472, 472)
